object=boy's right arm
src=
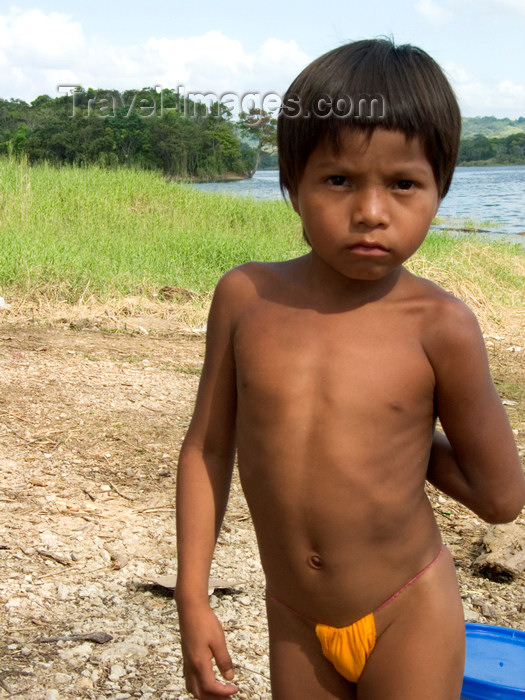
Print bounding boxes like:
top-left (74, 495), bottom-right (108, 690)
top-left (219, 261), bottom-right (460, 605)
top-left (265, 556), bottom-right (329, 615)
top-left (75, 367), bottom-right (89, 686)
top-left (175, 271), bottom-right (243, 699)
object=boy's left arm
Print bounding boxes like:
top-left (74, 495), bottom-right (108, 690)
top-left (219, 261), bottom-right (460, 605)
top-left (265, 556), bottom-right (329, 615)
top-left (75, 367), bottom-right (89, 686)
top-left (425, 297), bottom-right (525, 523)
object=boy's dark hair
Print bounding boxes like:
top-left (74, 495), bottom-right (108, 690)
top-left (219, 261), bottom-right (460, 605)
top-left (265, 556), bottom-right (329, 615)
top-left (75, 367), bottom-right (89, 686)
top-left (278, 38), bottom-right (461, 200)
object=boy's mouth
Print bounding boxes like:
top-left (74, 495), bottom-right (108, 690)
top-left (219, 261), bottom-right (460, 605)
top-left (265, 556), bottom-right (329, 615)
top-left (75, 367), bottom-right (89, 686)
top-left (347, 241), bottom-right (389, 256)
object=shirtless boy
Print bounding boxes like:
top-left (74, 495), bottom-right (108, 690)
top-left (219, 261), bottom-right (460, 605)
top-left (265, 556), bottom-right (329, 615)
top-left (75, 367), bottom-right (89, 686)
top-left (175, 39), bottom-right (525, 700)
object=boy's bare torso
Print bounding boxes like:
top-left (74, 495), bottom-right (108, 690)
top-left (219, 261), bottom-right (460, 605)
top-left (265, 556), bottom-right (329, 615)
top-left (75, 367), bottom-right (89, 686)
top-left (229, 256), bottom-right (445, 627)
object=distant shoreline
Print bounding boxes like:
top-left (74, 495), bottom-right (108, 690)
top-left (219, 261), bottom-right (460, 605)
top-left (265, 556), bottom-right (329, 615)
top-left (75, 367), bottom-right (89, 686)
top-left (456, 160), bottom-right (525, 167)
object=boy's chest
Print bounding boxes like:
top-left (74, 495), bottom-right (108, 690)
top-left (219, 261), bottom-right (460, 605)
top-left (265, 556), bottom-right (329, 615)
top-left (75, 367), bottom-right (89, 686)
top-left (233, 302), bottom-right (435, 415)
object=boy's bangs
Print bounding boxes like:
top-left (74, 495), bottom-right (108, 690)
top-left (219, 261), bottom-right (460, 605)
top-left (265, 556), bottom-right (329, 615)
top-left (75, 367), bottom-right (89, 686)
top-left (278, 39), bottom-right (461, 199)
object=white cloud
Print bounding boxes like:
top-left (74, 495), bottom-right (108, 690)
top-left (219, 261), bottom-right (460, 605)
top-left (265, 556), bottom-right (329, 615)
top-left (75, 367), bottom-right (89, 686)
top-left (497, 80), bottom-right (525, 108)
top-left (0, 10), bottom-right (310, 103)
top-left (145, 31), bottom-right (254, 93)
top-left (144, 33), bottom-right (308, 96)
top-left (414, 0), bottom-right (453, 26)
top-left (0, 7), bottom-right (88, 98)
top-left (261, 38), bottom-right (307, 66)
top-left (444, 62), bottom-right (491, 114)
top-left (2, 8), bottom-right (86, 66)
top-left (444, 61), bottom-right (525, 117)
top-left (258, 38), bottom-right (309, 90)
top-left (443, 60), bottom-right (471, 85)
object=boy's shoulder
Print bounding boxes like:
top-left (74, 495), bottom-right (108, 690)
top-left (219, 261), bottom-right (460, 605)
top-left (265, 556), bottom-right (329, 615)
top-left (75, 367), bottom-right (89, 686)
top-left (214, 259), bottom-right (302, 301)
top-left (405, 272), bottom-right (484, 353)
top-left (208, 259), bottom-right (301, 325)
top-left (407, 273), bottom-right (478, 321)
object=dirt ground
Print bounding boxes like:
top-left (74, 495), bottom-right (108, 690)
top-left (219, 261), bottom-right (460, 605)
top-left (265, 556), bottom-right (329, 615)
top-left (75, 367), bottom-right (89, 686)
top-left (0, 297), bottom-right (524, 699)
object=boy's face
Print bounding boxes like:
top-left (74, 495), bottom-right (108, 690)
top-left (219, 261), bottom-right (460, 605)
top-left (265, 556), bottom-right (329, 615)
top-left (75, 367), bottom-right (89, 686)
top-left (290, 128), bottom-right (440, 283)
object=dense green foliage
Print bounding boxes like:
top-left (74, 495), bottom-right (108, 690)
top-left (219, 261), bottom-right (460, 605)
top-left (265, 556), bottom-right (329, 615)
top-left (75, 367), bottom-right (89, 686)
top-left (0, 89), bottom-right (263, 179)
top-left (461, 116), bottom-right (525, 139)
top-left (458, 117), bottom-right (525, 165)
top-left (458, 132), bottom-right (525, 165)
top-left (1, 159), bottom-right (523, 307)
top-left (2, 92), bottom-right (524, 175)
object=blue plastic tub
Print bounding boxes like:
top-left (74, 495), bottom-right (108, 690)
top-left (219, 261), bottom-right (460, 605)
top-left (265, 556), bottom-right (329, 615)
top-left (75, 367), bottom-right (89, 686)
top-left (461, 623), bottom-right (525, 699)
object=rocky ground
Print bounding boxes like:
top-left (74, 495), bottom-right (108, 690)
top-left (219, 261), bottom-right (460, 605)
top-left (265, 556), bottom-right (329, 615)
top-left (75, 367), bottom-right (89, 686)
top-left (0, 298), bottom-right (524, 699)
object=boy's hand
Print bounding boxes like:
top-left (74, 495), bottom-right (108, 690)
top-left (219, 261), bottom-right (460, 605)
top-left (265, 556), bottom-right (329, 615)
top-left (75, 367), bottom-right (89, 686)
top-left (179, 603), bottom-right (238, 699)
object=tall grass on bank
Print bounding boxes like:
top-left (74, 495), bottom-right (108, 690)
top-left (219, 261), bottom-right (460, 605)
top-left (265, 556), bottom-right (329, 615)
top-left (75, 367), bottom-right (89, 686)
top-left (0, 158), bottom-right (305, 299)
top-left (1, 158), bottom-right (524, 320)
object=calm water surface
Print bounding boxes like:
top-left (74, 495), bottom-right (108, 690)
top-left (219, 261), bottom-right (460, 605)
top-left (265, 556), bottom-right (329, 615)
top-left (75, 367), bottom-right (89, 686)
top-left (193, 166), bottom-right (525, 245)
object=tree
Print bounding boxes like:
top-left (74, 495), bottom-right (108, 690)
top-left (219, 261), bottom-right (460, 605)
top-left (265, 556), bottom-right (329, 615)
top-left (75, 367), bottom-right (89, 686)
top-left (457, 135), bottom-right (496, 163)
top-left (504, 132), bottom-right (525, 159)
top-left (237, 108), bottom-right (277, 176)
top-left (0, 87), bottom-right (267, 178)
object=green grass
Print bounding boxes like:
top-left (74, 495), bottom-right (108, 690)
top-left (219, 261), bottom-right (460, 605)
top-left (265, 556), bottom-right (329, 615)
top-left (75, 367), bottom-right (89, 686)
top-left (0, 158), bottom-right (305, 300)
top-left (1, 158), bottom-right (524, 314)
top-left (408, 230), bottom-right (525, 311)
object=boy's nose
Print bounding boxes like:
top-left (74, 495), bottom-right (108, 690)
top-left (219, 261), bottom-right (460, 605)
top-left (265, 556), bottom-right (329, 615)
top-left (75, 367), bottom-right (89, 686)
top-left (350, 187), bottom-right (390, 228)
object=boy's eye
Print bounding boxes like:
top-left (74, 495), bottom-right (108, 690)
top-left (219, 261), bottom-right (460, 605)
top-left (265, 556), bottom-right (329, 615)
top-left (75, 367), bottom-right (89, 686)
top-left (328, 175), bottom-right (347, 186)
top-left (395, 179), bottom-right (415, 190)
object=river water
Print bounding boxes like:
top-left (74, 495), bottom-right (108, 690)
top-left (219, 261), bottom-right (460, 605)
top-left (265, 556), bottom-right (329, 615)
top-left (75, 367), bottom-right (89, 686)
top-left (193, 166), bottom-right (525, 246)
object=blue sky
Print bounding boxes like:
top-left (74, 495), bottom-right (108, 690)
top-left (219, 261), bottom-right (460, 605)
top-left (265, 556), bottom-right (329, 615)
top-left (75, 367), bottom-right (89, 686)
top-left (1, 0), bottom-right (524, 118)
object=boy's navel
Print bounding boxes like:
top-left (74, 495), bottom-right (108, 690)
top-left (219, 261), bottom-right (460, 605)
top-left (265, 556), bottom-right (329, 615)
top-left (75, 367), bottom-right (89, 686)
top-left (308, 554), bottom-right (324, 569)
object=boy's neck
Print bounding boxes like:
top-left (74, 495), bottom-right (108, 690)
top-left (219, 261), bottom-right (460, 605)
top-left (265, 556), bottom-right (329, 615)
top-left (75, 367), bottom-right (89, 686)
top-left (302, 252), bottom-right (404, 311)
